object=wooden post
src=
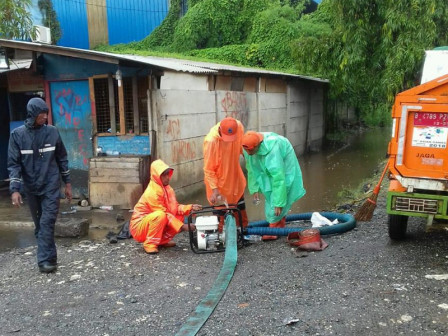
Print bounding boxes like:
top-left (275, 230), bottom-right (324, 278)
top-left (118, 74), bottom-right (125, 135)
top-left (132, 76), bottom-right (140, 134)
top-left (107, 74), bottom-right (116, 134)
top-left (89, 77), bottom-right (98, 154)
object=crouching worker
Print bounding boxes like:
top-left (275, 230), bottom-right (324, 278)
top-left (130, 159), bottom-right (202, 254)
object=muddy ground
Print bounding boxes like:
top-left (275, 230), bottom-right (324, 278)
top-left (1, 186), bottom-right (448, 336)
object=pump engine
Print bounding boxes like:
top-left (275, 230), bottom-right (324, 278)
top-left (187, 206), bottom-right (244, 253)
top-left (194, 215), bottom-right (225, 251)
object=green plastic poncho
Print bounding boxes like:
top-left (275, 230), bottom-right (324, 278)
top-left (243, 132), bottom-right (306, 223)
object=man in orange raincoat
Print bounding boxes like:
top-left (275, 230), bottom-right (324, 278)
top-left (130, 159), bottom-right (202, 254)
top-left (203, 117), bottom-right (248, 229)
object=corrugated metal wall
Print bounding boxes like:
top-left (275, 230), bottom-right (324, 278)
top-left (52, 0), bottom-right (169, 49)
top-left (53, 0), bottom-right (90, 49)
top-left (107, 0), bottom-right (169, 45)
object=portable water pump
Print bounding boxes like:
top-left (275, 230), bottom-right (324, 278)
top-left (187, 205), bottom-right (244, 254)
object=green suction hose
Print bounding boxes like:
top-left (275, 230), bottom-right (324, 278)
top-left (176, 213), bottom-right (238, 336)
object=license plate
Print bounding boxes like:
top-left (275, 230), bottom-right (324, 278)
top-left (414, 112), bottom-right (448, 127)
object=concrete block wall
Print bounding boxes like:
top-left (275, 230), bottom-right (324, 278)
top-left (287, 82), bottom-right (325, 154)
top-left (259, 93), bottom-right (287, 135)
top-left (308, 85), bottom-right (325, 152)
top-left (154, 72), bottom-right (326, 197)
top-left (154, 89), bottom-right (215, 196)
top-left (288, 83), bottom-right (309, 155)
top-left (216, 91), bottom-right (258, 130)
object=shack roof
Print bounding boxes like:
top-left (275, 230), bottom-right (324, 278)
top-left (0, 58), bottom-right (32, 73)
top-left (0, 39), bottom-right (328, 83)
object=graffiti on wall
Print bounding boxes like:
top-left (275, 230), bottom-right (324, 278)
top-left (171, 140), bottom-right (196, 163)
top-left (50, 81), bottom-right (93, 170)
top-left (166, 118), bottom-right (181, 140)
top-left (221, 92), bottom-right (249, 126)
top-left (165, 117), bottom-right (196, 163)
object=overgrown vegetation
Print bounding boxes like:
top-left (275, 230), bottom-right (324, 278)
top-left (293, 0), bottom-right (448, 126)
top-left (100, 0), bottom-right (448, 128)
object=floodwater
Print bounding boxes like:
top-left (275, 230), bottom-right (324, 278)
top-left (186, 127), bottom-right (392, 220)
top-left (0, 127), bottom-right (391, 252)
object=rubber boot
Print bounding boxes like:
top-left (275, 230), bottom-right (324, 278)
top-left (262, 217), bottom-right (286, 241)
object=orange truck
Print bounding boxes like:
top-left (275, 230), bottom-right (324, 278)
top-left (387, 51), bottom-right (448, 239)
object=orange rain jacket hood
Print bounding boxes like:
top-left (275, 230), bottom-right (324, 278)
top-left (130, 159), bottom-right (192, 241)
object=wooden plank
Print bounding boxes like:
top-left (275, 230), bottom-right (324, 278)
top-left (91, 161), bottom-right (142, 169)
top-left (89, 175), bottom-right (140, 183)
top-left (108, 74), bottom-right (116, 133)
top-left (90, 156), bottom-right (142, 163)
top-left (132, 76), bottom-right (140, 134)
top-left (118, 74), bottom-right (125, 135)
top-left (215, 76), bottom-right (231, 90)
top-left (259, 78), bottom-right (267, 92)
top-left (89, 77), bottom-right (98, 136)
top-left (89, 183), bottom-right (143, 209)
top-left (140, 155), bottom-right (150, 187)
top-left (244, 77), bottom-right (257, 92)
top-left (90, 168), bottom-right (139, 178)
top-left (86, 0), bottom-right (109, 48)
top-left (208, 75), bottom-right (216, 90)
top-left (265, 78), bottom-right (287, 93)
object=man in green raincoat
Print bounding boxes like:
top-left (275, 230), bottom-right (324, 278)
top-left (242, 131), bottom-right (306, 240)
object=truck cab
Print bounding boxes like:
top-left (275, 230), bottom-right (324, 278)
top-left (387, 51), bottom-right (448, 239)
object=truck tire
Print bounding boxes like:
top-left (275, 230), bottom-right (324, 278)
top-left (388, 214), bottom-right (408, 240)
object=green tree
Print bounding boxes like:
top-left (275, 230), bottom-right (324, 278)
top-left (38, 0), bottom-right (61, 45)
top-left (292, 0), bottom-right (448, 126)
top-left (0, 0), bottom-right (35, 40)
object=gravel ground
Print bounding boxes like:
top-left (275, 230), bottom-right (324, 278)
top-left (1, 188), bottom-right (448, 336)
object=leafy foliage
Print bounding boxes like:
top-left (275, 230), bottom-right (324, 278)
top-left (38, 0), bottom-right (61, 45)
top-left (101, 0), bottom-right (448, 127)
top-left (0, 0), bottom-right (36, 40)
top-left (138, 0), bottom-right (309, 69)
top-left (293, 0), bottom-right (448, 126)
top-left (141, 0), bottom-right (183, 48)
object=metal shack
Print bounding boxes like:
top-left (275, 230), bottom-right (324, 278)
top-left (0, 39), bottom-right (328, 208)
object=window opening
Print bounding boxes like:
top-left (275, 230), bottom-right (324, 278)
top-left (93, 75), bottom-right (150, 135)
top-left (93, 78), bottom-right (111, 133)
top-left (138, 77), bottom-right (149, 133)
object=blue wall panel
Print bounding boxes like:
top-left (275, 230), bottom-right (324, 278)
top-left (97, 136), bottom-right (150, 155)
top-left (52, 0), bottom-right (168, 48)
top-left (42, 54), bottom-right (150, 81)
top-left (50, 80), bottom-right (93, 170)
top-left (107, 0), bottom-right (169, 45)
top-left (50, 80), bottom-right (93, 196)
top-left (43, 54), bottom-right (118, 80)
top-left (53, 0), bottom-right (89, 48)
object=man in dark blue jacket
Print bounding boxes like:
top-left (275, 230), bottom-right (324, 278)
top-left (8, 97), bottom-right (72, 273)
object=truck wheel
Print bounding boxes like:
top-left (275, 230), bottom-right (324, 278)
top-left (388, 214), bottom-right (408, 240)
